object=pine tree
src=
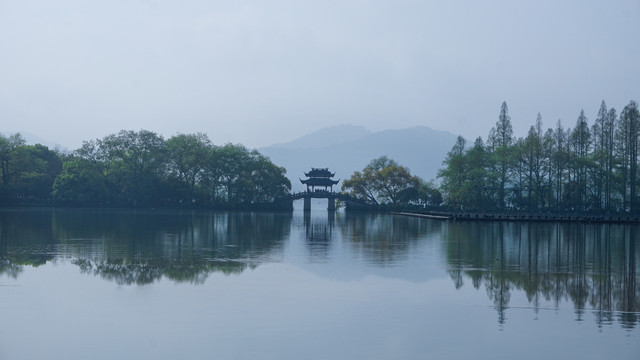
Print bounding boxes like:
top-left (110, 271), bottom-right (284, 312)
top-left (591, 101), bottom-right (608, 208)
top-left (619, 101), bottom-right (640, 211)
top-left (570, 110), bottom-right (591, 209)
top-left (491, 101), bottom-right (514, 209)
top-left (552, 120), bottom-right (568, 209)
top-left (604, 108), bottom-right (617, 209)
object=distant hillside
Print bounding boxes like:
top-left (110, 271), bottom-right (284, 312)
top-left (269, 124), bottom-right (372, 149)
top-left (261, 125), bottom-right (459, 192)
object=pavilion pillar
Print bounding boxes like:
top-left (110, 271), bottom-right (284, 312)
top-left (327, 197), bottom-right (336, 211)
top-left (304, 197), bottom-right (311, 212)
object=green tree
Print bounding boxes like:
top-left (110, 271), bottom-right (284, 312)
top-left (552, 120), bottom-right (570, 209)
top-left (343, 156), bottom-right (421, 206)
top-left (435, 99), bottom-right (639, 213)
top-left (52, 157), bottom-right (112, 204)
top-left (374, 162), bottom-right (420, 205)
top-left (618, 101), bottom-right (640, 211)
top-left (512, 137), bottom-right (526, 209)
top-left (520, 114), bottom-right (545, 209)
top-left (438, 136), bottom-right (467, 207)
top-left (244, 154), bottom-right (291, 204)
top-left (165, 133), bottom-right (211, 200)
top-left (11, 144), bottom-right (62, 200)
top-left (417, 180), bottom-right (443, 207)
top-left (340, 170), bottom-right (379, 205)
top-left (205, 144), bottom-right (291, 207)
top-left (212, 144), bottom-right (252, 205)
top-left (591, 101), bottom-right (609, 208)
top-left (0, 133), bottom-right (26, 187)
top-left (0, 134), bottom-right (63, 202)
top-left (569, 110), bottom-right (592, 209)
top-left (490, 102), bottom-right (514, 209)
top-left (464, 137), bottom-right (492, 209)
top-left (603, 108), bottom-right (618, 209)
top-left (96, 130), bottom-right (167, 205)
top-left (439, 136), bottom-right (493, 210)
top-left (542, 127), bottom-right (556, 208)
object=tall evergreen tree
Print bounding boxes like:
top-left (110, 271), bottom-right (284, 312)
top-left (466, 137), bottom-right (491, 209)
top-left (542, 128), bottom-right (556, 208)
top-left (619, 101), bottom-right (640, 211)
top-left (570, 110), bottom-right (591, 209)
top-left (438, 136), bottom-right (467, 207)
top-left (591, 101), bottom-right (608, 208)
top-left (520, 113), bottom-right (545, 209)
top-left (604, 108), bottom-right (617, 209)
top-left (491, 101), bottom-right (514, 209)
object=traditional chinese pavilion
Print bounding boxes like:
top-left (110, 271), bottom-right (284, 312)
top-left (300, 168), bottom-right (340, 192)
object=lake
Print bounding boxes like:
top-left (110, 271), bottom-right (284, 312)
top-left (0, 205), bottom-right (638, 359)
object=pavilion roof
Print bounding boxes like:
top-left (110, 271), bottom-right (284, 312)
top-left (300, 177), bottom-right (339, 186)
top-left (304, 168), bottom-right (335, 178)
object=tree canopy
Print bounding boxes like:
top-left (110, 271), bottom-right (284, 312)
top-left (1, 130), bottom-right (291, 209)
top-left (438, 100), bottom-right (640, 213)
top-left (342, 156), bottom-right (440, 208)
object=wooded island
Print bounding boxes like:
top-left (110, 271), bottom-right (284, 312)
top-left (0, 131), bottom-right (291, 209)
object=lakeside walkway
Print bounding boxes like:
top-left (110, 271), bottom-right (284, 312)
top-left (390, 211), bottom-right (640, 224)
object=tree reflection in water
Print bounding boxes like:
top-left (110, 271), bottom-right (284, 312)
top-left (1, 208), bottom-right (638, 328)
top-left (444, 221), bottom-right (640, 328)
top-left (339, 212), bottom-right (441, 265)
top-left (301, 211), bottom-right (441, 264)
top-left (0, 208), bottom-right (290, 285)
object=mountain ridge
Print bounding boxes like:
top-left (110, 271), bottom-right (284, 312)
top-left (260, 125), bottom-right (459, 191)
top-left (268, 124), bottom-right (372, 149)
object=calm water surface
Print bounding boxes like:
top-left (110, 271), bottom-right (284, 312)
top-left (0, 206), bottom-right (638, 359)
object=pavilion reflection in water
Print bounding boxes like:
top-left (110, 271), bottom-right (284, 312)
top-left (303, 211), bottom-right (336, 261)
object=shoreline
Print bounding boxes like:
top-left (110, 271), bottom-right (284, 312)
top-left (390, 210), bottom-right (640, 224)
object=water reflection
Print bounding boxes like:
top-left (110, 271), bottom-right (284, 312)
top-left (303, 211), bottom-right (335, 261)
top-left (444, 221), bottom-right (640, 327)
top-left (1, 208), bottom-right (639, 328)
top-left (339, 213), bottom-right (441, 265)
top-left (0, 208), bottom-right (290, 284)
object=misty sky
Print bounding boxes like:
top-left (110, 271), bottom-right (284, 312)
top-left (1, 0), bottom-right (639, 150)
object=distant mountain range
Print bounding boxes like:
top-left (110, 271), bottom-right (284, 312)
top-left (260, 125), bottom-right (459, 192)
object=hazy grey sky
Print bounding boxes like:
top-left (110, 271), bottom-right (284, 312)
top-left (1, 0), bottom-right (639, 149)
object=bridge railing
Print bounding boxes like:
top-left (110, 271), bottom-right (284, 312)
top-left (287, 190), bottom-right (370, 205)
top-left (289, 190), bottom-right (341, 198)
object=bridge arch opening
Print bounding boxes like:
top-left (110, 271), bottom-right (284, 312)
top-left (292, 197), bottom-right (337, 211)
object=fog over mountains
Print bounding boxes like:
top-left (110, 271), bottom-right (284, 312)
top-left (260, 125), bottom-right (459, 192)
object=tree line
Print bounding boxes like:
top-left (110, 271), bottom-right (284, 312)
top-left (3, 99), bottom-right (638, 213)
top-left (0, 130), bottom-right (291, 209)
top-left (438, 100), bottom-right (640, 213)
